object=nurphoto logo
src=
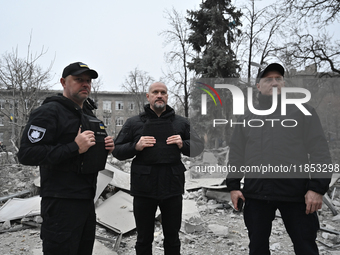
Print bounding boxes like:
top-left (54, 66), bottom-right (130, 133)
top-left (200, 84), bottom-right (311, 116)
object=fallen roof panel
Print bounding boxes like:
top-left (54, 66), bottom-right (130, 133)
top-left (105, 163), bottom-right (130, 191)
top-left (96, 190), bottom-right (135, 234)
top-left (0, 195), bottom-right (41, 222)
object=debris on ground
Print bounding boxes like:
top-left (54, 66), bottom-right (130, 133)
top-left (1, 151), bottom-right (340, 255)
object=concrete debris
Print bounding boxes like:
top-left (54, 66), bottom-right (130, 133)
top-left (184, 216), bottom-right (205, 233)
top-left (324, 193), bottom-right (339, 216)
top-left (0, 151), bottom-right (16, 165)
top-left (154, 231), bottom-right (164, 243)
top-left (333, 214), bottom-right (340, 222)
top-left (182, 235), bottom-right (195, 244)
top-left (93, 240), bottom-right (119, 255)
top-left (96, 190), bottom-right (135, 234)
top-left (185, 177), bottom-right (225, 191)
top-left (181, 200), bottom-right (205, 234)
top-left (105, 162), bottom-right (130, 191)
top-left (207, 224), bottom-right (229, 237)
top-left (2, 219), bottom-right (11, 230)
top-left (330, 174), bottom-right (340, 187)
top-left (94, 169), bottom-right (114, 203)
top-left (0, 189), bottom-right (31, 203)
top-left (322, 232), bottom-right (340, 244)
top-left (270, 242), bottom-right (281, 251)
top-left (1, 150), bottom-right (340, 255)
top-left (202, 152), bottom-right (218, 165)
top-left (34, 216), bottom-right (43, 224)
top-left (205, 188), bottom-right (231, 203)
top-left (0, 196), bottom-right (41, 222)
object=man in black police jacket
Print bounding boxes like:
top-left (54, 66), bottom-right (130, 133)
top-left (18, 62), bottom-right (114, 255)
top-left (226, 63), bottom-right (332, 255)
top-left (113, 82), bottom-right (204, 255)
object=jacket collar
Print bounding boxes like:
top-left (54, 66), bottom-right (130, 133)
top-left (141, 104), bottom-right (175, 121)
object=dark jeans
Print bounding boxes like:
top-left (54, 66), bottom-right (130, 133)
top-left (133, 195), bottom-right (183, 255)
top-left (244, 198), bottom-right (320, 255)
top-left (40, 197), bottom-right (96, 255)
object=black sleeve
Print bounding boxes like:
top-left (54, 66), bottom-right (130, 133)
top-left (17, 105), bottom-right (79, 166)
top-left (304, 107), bottom-right (332, 195)
top-left (226, 118), bottom-right (246, 191)
top-left (112, 118), bottom-right (140, 160)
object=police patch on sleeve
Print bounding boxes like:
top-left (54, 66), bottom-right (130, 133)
top-left (28, 125), bottom-right (46, 143)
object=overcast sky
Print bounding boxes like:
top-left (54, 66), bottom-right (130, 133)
top-left (1, 0), bottom-right (203, 92)
top-left (3, 0), bottom-right (335, 92)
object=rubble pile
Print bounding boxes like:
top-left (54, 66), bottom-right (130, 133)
top-left (0, 151), bottom-right (340, 255)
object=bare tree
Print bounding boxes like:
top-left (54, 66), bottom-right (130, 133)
top-left (91, 77), bottom-right (103, 94)
top-left (160, 7), bottom-right (193, 117)
top-left (0, 41), bottom-right (54, 151)
top-left (283, 30), bottom-right (340, 75)
top-left (239, 0), bottom-right (268, 82)
top-left (122, 68), bottom-right (154, 114)
top-left (235, 1), bottom-right (288, 81)
top-left (90, 76), bottom-right (103, 111)
top-left (283, 0), bottom-right (340, 25)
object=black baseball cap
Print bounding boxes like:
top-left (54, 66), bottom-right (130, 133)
top-left (257, 63), bottom-right (284, 82)
top-left (62, 62), bottom-right (98, 79)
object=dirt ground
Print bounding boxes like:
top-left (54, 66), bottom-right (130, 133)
top-left (1, 161), bottom-right (340, 255)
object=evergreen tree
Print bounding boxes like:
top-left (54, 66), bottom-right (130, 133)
top-left (186, 0), bottom-right (242, 78)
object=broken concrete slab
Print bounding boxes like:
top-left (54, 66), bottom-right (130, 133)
top-left (202, 152), bottom-right (218, 164)
top-left (185, 178), bottom-right (225, 191)
top-left (324, 193), bottom-right (338, 216)
top-left (321, 232), bottom-right (339, 244)
top-left (0, 196), bottom-right (40, 222)
top-left (330, 174), bottom-right (340, 187)
top-left (184, 216), bottom-right (204, 233)
top-left (207, 224), bottom-right (229, 237)
top-left (93, 240), bottom-right (118, 255)
top-left (105, 163), bottom-right (130, 191)
top-left (94, 169), bottom-right (114, 203)
top-left (0, 189), bottom-right (31, 203)
top-left (2, 220), bottom-right (11, 230)
top-left (205, 188), bottom-right (231, 203)
top-left (181, 199), bottom-right (204, 234)
top-left (270, 242), bottom-right (281, 251)
top-left (96, 190), bottom-right (135, 234)
top-left (0, 151), bottom-right (16, 164)
top-left (332, 214), bottom-right (340, 222)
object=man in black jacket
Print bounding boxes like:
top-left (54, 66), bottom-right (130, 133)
top-left (226, 63), bottom-right (332, 255)
top-left (17, 62), bottom-right (114, 255)
top-left (113, 82), bottom-right (204, 255)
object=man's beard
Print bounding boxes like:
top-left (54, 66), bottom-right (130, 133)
top-left (153, 101), bottom-right (166, 110)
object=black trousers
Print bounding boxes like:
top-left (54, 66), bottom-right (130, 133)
top-left (40, 197), bottom-right (96, 255)
top-left (243, 198), bottom-right (320, 255)
top-left (133, 195), bottom-right (182, 255)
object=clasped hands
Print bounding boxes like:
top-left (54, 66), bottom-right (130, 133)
top-left (135, 135), bottom-right (183, 151)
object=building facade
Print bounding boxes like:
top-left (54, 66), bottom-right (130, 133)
top-left (92, 91), bottom-right (145, 137)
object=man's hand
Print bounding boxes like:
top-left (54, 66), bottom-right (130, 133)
top-left (75, 128), bottom-right (95, 154)
top-left (135, 136), bottom-right (156, 151)
top-left (105, 136), bottom-right (115, 154)
top-left (230, 190), bottom-right (245, 211)
top-left (305, 190), bottom-right (323, 214)
top-left (166, 135), bottom-right (183, 149)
